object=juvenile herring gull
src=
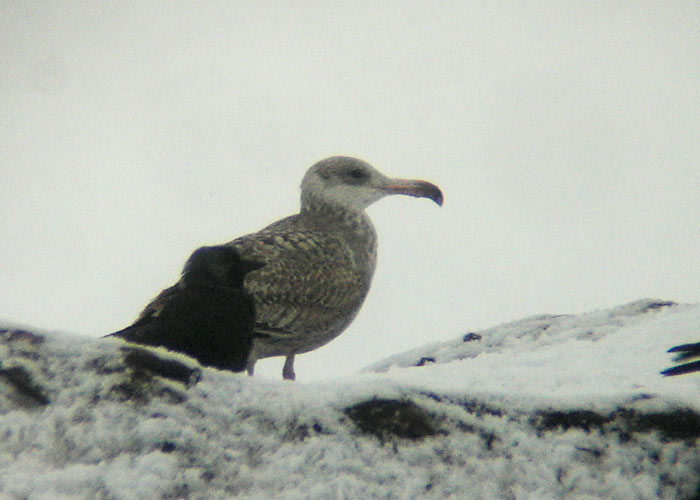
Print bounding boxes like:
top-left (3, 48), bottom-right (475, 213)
top-left (109, 156), bottom-right (443, 380)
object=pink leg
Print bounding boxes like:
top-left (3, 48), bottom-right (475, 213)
top-left (282, 354), bottom-right (296, 381)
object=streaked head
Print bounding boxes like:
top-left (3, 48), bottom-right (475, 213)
top-left (301, 156), bottom-right (443, 212)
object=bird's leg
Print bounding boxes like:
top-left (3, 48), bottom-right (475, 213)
top-left (282, 354), bottom-right (296, 381)
top-left (246, 362), bottom-right (255, 377)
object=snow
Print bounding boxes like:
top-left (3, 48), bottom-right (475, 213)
top-left (367, 300), bottom-right (700, 409)
top-left (1, 299), bottom-right (699, 500)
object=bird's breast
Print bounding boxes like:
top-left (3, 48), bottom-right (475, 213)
top-left (228, 213), bottom-right (378, 356)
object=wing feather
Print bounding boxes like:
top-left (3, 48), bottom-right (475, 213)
top-left (229, 218), bottom-right (370, 337)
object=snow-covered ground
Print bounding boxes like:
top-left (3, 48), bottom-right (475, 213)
top-left (1, 299), bottom-right (699, 500)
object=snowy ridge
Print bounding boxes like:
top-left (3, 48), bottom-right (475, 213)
top-left (366, 299), bottom-right (677, 373)
top-left (367, 300), bottom-right (700, 408)
top-left (1, 299), bottom-right (700, 499)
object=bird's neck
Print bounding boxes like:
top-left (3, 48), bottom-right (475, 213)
top-left (302, 195), bottom-right (353, 218)
top-left (300, 198), bottom-right (378, 272)
top-left (301, 196), bottom-right (371, 232)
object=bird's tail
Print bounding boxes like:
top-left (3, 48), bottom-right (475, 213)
top-left (661, 342), bottom-right (700, 376)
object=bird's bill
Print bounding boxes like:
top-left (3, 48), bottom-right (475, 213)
top-left (382, 178), bottom-right (444, 206)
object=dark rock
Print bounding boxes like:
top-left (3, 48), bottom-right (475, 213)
top-left (345, 399), bottom-right (438, 441)
top-left (0, 365), bottom-right (49, 407)
top-left (121, 347), bottom-right (201, 387)
top-left (415, 357), bottom-right (435, 366)
top-left (0, 329), bottom-right (45, 345)
top-left (616, 409), bottom-right (700, 441)
top-left (534, 410), bottom-right (612, 433)
top-left (533, 407), bottom-right (700, 441)
top-left (462, 332), bottom-right (482, 342)
top-left (161, 441), bottom-right (176, 453)
top-left (643, 301), bottom-right (677, 311)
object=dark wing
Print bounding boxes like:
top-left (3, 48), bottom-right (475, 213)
top-left (660, 342), bottom-right (700, 376)
top-left (108, 246), bottom-right (262, 372)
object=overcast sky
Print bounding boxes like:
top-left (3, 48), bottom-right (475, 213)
top-left (2, 2), bottom-right (698, 381)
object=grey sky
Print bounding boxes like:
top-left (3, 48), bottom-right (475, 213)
top-left (2, 2), bottom-right (698, 380)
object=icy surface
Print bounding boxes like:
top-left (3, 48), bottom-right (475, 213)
top-left (1, 299), bottom-right (699, 500)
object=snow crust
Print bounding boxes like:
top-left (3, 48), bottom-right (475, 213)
top-left (367, 299), bottom-right (700, 410)
top-left (1, 299), bottom-right (699, 500)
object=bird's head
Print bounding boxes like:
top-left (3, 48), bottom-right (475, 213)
top-left (300, 156), bottom-right (443, 213)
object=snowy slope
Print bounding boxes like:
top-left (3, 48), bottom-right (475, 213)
top-left (366, 299), bottom-right (700, 409)
top-left (1, 299), bottom-right (699, 500)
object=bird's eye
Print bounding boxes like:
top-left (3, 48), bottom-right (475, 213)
top-left (348, 168), bottom-right (366, 179)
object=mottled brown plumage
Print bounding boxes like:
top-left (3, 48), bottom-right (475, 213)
top-left (111, 156), bottom-right (443, 380)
